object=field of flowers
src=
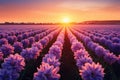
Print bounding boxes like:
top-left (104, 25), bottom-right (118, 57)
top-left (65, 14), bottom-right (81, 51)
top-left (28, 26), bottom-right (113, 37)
top-left (0, 25), bottom-right (120, 80)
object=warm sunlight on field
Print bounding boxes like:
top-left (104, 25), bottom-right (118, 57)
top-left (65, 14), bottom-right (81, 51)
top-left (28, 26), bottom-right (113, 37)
top-left (0, 0), bottom-right (120, 80)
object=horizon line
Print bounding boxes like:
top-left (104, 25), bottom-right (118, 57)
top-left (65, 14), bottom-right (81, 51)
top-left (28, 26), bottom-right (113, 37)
top-left (1, 20), bottom-right (120, 24)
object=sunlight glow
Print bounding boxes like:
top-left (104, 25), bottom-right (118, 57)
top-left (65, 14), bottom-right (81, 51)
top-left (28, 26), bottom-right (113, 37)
top-left (60, 17), bottom-right (72, 28)
top-left (62, 17), bottom-right (70, 23)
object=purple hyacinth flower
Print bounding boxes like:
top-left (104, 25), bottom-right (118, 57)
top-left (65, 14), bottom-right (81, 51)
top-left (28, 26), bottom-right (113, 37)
top-left (21, 47), bottom-right (40, 61)
top-left (111, 43), bottom-right (120, 54)
top-left (34, 63), bottom-right (60, 80)
top-left (112, 37), bottom-right (120, 43)
top-left (21, 39), bottom-right (30, 48)
top-left (7, 36), bottom-right (17, 45)
top-left (48, 35), bottom-right (53, 41)
top-left (100, 37), bottom-right (106, 45)
top-left (53, 41), bottom-right (63, 50)
top-left (35, 34), bottom-right (40, 42)
top-left (13, 42), bottom-right (23, 53)
top-left (2, 54), bottom-right (25, 72)
top-left (32, 42), bottom-right (43, 51)
top-left (80, 62), bottom-right (104, 80)
top-left (76, 55), bottom-right (93, 69)
top-left (95, 46), bottom-right (107, 57)
top-left (0, 44), bottom-right (14, 56)
top-left (40, 37), bottom-right (49, 47)
top-left (22, 33), bottom-right (28, 39)
top-left (57, 38), bottom-right (64, 44)
top-left (93, 36), bottom-right (100, 42)
top-left (0, 38), bottom-right (8, 46)
top-left (74, 49), bottom-right (89, 60)
top-left (104, 53), bottom-right (117, 65)
top-left (88, 42), bottom-right (98, 51)
top-left (48, 45), bottom-right (61, 59)
top-left (0, 69), bottom-right (20, 80)
top-left (70, 37), bottom-right (77, 44)
top-left (28, 37), bottom-right (35, 46)
top-left (84, 37), bottom-right (92, 45)
top-left (42, 54), bottom-right (60, 67)
top-left (71, 42), bottom-right (84, 52)
top-left (17, 35), bottom-right (23, 42)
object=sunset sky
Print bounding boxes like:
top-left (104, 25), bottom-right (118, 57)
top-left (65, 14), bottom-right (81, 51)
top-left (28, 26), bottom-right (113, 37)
top-left (0, 0), bottom-right (120, 23)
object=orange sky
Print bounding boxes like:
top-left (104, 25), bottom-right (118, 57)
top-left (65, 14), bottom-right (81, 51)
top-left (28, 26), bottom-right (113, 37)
top-left (0, 0), bottom-right (120, 23)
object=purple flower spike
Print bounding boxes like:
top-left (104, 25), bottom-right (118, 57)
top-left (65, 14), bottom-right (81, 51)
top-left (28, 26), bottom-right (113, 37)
top-left (21, 47), bottom-right (40, 61)
top-left (95, 46), bottom-right (107, 57)
top-left (34, 63), bottom-right (60, 80)
top-left (104, 53), bottom-right (117, 65)
top-left (71, 42), bottom-right (84, 52)
top-left (112, 37), bottom-right (120, 43)
top-left (35, 34), bottom-right (40, 42)
top-left (0, 38), bottom-right (8, 46)
top-left (42, 54), bottom-right (60, 67)
top-left (53, 41), bottom-right (63, 49)
top-left (32, 42), bottom-right (43, 51)
top-left (49, 45), bottom-right (61, 59)
top-left (40, 37), bottom-right (49, 47)
top-left (76, 55), bottom-right (93, 69)
top-left (17, 35), bottom-right (23, 42)
top-left (89, 42), bottom-right (98, 51)
top-left (48, 35), bottom-right (53, 41)
top-left (7, 36), bottom-right (17, 45)
top-left (0, 44), bottom-right (14, 56)
top-left (28, 37), bottom-right (35, 46)
top-left (70, 37), bottom-right (76, 43)
top-left (80, 63), bottom-right (104, 80)
top-left (13, 42), bottom-right (23, 53)
top-left (21, 39), bottom-right (30, 48)
top-left (22, 33), bottom-right (28, 39)
top-left (84, 37), bottom-right (92, 45)
top-left (74, 49), bottom-right (89, 60)
top-left (0, 69), bottom-right (20, 80)
top-left (2, 54), bottom-right (25, 72)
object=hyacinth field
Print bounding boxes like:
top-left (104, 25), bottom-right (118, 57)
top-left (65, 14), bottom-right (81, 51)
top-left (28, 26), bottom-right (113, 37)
top-left (0, 25), bottom-right (120, 80)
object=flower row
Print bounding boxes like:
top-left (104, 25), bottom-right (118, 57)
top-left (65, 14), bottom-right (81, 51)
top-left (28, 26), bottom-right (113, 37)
top-left (0, 28), bottom-right (57, 60)
top-left (67, 28), bottom-right (105, 80)
top-left (71, 28), bottom-right (120, 65)
top-left (34, 28), bottom-right (65, 80)
top-left (75, 29), bottom-right (120, 55)
top-left (0, 28), bottom-right (60, 80)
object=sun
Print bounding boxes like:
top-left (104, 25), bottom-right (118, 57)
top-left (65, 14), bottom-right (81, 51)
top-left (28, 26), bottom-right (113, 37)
top-left (61, 17), bottom-right (72, 28)
top-left (62, 17), bottom-right (70, 23)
